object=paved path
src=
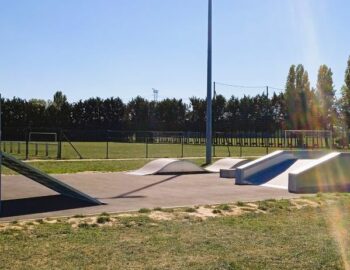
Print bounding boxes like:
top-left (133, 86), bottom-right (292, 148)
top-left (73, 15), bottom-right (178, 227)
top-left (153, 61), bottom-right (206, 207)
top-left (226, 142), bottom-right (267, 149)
top-left (0, 172), bottom-right (300, 221)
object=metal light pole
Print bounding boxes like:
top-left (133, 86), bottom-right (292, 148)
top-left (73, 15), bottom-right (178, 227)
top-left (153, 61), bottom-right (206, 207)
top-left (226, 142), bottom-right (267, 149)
top-left (206, 0), bottom-right (212, 164)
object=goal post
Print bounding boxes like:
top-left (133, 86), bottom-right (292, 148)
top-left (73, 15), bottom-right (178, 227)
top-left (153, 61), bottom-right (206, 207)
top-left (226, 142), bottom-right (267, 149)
top-left (284, 130), bottom-right (333, 149)
top-left (28, 132), bottom-right (59, 158)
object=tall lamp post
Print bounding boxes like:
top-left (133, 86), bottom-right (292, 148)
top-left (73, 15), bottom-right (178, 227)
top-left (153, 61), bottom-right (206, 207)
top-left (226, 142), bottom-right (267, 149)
top-left (206, 0), bottom-right (212, 164)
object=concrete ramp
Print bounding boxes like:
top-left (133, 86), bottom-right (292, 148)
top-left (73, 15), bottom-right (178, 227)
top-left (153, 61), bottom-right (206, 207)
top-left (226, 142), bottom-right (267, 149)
top-left (128, 158), bottom-right (205, 175)
top-left (205, 158), bottom-right (247, 173)
top-left (2, 152), bottom-right (102, 205)
top-left (236, 150), bottom-right (326, 185)
top-left (260, 159), bottom-right (316, 190)
top-left (289, 152), bottom-right (350, 193)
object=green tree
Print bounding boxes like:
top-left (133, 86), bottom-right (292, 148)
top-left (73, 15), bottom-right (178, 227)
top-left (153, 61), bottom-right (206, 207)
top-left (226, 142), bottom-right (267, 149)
top-left (188, 97), bottom-right (206, 131)
top-left (285, 65), bottom-right (296, 129)
top-left (284, 64), bottom-right (315, 129)
top-left (340, 56), bottom-right (350, 129)
top-left (52, 91), bottom-right (68, 111)
top-left (316, 65), bottom-right (336, 130)
top-left (126, 96), bottom-right (150, 130)
top-left (213, 94), bottom-right (227, 131)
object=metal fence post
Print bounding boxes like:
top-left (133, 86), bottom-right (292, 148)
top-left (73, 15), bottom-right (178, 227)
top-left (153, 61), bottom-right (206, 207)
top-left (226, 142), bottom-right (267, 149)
top-left (181, 136), bottom-right (184, 158)
top-left (57, 129), bottom-right (62, 159)
top-left (145, 137), bottom-right (149, 158)
top-left (106, 141), bottom-right (109, 159)
top-left (106, 130), bottom-right (109, 159)
top-left (266, 133), bottom-right (269, 154)
top-left (25, 129), bottom-right (29, 160)
top-left (239, 137), bottom-right (242, 157)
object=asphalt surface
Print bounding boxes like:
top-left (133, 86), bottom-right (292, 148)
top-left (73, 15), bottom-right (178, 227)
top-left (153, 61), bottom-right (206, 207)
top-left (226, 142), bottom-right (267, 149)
top-left (0, 172), bottom-right (300, 221)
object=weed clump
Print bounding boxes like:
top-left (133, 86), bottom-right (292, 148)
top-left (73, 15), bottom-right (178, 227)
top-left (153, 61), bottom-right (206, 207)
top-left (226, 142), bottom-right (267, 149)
top-left (217, 204), bottom-right (231, 211)
top-left (73, 214), bottom-right (85, 218)
top-left (185, 207), bottom-right (196, 213)
top-left (139, 208), bottom-right (151, 214)
top-left (236, 201), bottom-right (245, 207)
top-left (35, 219), bottom-right (44, 224)
top-left (78, 223), bottom-right (90, 228)
top-left (96, 216), bottom-right (111, 224)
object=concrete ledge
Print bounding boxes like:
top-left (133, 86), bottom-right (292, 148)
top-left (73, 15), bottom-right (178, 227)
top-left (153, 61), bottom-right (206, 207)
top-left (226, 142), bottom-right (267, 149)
top-left (289, 152), bottom-right (350, 193)
top-left (220, 169), bottom-right (236, 178)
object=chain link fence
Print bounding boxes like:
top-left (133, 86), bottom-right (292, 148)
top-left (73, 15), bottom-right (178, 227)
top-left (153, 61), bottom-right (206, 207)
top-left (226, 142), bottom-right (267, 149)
top-left (2, 128), bottom-right (348, 160)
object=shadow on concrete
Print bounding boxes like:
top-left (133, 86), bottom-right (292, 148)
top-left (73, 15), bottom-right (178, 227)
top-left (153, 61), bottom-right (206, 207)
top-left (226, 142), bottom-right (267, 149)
top-left (105, 175), bottom-right (180, 199)
top-left (0, 195), bottom-right (96, 218)
top-left (245, 159), bottom-right (297, 185)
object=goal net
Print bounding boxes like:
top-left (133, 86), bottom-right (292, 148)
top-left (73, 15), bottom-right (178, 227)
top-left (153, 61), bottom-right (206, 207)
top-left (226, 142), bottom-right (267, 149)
top-left (29, 132), bottom-right (58, 143)
top-left (28, 132), bottom-right (59, 157)
top-left (284, 130), bottom-right (333, 149)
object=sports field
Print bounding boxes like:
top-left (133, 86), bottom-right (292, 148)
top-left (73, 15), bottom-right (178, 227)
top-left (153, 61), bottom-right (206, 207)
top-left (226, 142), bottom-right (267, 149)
top-left (0, 141), bottom-right (283, 175)
top-left (4, 141), bottom-right (288, 160)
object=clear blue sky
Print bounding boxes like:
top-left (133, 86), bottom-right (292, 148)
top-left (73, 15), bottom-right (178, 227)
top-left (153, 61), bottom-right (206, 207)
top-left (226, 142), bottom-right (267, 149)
top-left (0, 0), bottom-right (349, 102)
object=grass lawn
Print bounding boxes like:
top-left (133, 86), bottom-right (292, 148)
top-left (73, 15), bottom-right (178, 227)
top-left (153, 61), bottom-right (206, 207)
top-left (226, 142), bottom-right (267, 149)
top-left (5, 141), bottom-right (285, 160)
top-left (1, 158), bottom-right (216, 175)
top-left (0, 194), bottom-right (349, 269)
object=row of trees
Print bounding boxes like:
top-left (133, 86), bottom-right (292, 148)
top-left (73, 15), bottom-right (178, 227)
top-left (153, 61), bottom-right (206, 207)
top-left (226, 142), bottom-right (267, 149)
top-left (3, 92), bottom-right (282, 132)
top-left (3, 57), bottom-right (350, 133)
top-left (285, 57), bottom-right (350, 132)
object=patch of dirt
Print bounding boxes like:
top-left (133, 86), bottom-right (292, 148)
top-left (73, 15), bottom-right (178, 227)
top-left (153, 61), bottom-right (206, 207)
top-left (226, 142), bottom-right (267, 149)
top-left (290, 198), bottom-right (320, 209)
top-left (149, 211), bottom-right (174, 221)
top-left (0, 198), bottom-right (326, 229)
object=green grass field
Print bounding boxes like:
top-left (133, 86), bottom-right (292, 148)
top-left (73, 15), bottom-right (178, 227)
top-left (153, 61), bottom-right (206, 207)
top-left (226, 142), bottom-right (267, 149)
top-left (2, 140), bottom-right (339, 175)
top-left (0, 194), bottom-right (349, 269)
top-left (4, 141), bottom-right (287, 160)
top-left (1, 158), bottom-right (213, 175)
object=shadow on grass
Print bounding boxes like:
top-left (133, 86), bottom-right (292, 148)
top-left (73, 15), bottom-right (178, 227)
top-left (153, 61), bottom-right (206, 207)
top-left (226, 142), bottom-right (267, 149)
top-left (0, 195), bottom-right (96, 218)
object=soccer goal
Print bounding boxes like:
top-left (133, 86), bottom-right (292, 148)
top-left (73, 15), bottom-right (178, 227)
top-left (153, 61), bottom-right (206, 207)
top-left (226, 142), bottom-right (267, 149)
top-left (284, 130), bottom-right (333, 149)
top-left (28, 132), bottom-right (59, 157)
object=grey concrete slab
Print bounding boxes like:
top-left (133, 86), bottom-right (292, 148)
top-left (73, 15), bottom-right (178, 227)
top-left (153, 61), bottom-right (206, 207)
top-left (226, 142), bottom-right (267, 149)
top-left (0, 172), bottom-right (300, 222)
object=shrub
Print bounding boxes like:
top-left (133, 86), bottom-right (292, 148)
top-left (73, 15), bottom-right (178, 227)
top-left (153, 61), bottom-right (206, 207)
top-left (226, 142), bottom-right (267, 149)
top-left (78, 223), bottom-right (90, 228)
top-left (217, 204), bottom-right (231, 211)
top-left (97, 216), bottom-right (111, 224)
top-left (73, 214), bottom-right (85, 218)
top-left (139, 208), bottom-right (151, 213)
top-left (236, 201), bottom-right (245, 207)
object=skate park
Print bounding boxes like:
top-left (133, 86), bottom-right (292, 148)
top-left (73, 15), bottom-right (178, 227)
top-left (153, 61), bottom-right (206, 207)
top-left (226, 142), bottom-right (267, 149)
top-left (1, 147), bottom-right (350, 221)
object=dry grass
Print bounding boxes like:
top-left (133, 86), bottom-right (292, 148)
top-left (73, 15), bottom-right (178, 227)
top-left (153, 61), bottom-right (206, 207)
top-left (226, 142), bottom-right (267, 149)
top-left (1, 195), bottom-right (348, 269)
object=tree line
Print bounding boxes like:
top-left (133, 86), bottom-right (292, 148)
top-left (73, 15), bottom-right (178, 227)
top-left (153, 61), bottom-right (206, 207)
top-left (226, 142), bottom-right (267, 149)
top-left (3, 56), bottom-right (350, 134)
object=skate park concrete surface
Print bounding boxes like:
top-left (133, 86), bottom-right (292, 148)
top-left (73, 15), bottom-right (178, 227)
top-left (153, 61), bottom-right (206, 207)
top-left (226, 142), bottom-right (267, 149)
top-left (0, 172), bottom-right (300, 221)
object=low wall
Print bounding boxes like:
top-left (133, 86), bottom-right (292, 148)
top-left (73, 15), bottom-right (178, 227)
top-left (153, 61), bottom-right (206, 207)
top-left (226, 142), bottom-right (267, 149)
top-left (289, 152), bottom-right (350, 193)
